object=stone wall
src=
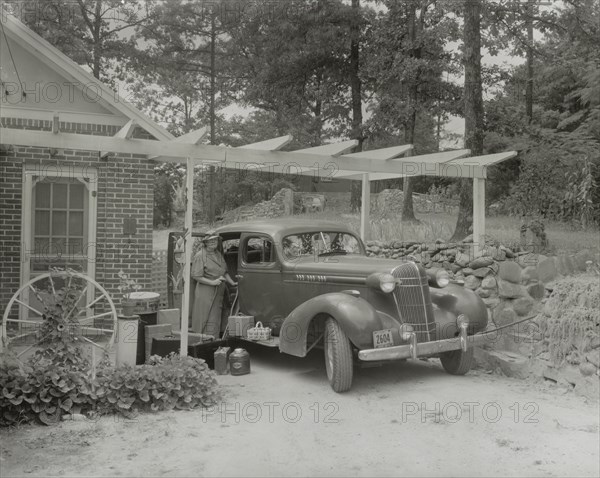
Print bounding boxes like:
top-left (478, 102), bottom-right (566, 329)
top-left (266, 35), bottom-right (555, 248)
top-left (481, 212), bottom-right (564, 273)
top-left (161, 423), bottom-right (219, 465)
top-left (371, 189), bottom-right (458, 217)
top-left (220, 188), bottom-right (293, 223)
top-left (220, 188), bottom-right (457, 223)
top-left (364, 237), bottom-right (600, 392)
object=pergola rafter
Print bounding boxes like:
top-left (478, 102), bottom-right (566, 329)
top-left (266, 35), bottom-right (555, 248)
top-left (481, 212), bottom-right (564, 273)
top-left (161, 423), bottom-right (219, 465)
top-left (0, 119), bottom-right (517, 357)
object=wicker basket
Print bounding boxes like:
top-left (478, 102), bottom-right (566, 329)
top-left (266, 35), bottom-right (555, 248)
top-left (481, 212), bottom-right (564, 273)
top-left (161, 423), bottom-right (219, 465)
top-left (246, 321), bottom-right (271, 341)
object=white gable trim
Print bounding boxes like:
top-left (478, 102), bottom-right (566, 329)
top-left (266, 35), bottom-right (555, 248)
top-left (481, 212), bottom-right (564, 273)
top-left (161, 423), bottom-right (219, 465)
top-left (0, 105), bottom-right (129, 127)
top-left (1, 15), bottom-right (173, 141)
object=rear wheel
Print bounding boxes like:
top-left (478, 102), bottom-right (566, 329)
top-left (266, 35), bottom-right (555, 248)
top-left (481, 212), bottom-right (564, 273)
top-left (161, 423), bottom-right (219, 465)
top-left (323, 318), bottom-right (353, 392)
top-left (440, 348), bottom-right (474, 375)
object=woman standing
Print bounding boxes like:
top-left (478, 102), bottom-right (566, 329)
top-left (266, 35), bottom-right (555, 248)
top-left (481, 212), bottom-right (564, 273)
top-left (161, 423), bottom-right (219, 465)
top-left (191, 233), bottom-right (236, 337)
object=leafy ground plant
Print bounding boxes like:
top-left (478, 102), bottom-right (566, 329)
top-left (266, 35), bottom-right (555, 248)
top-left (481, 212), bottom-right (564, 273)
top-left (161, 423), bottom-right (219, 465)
top-left (1, 348), bottom-right (220, 426)
top-left (94, 354), bottom-right (219, 417)
top-left (1, 267), bottom-right (220, 427)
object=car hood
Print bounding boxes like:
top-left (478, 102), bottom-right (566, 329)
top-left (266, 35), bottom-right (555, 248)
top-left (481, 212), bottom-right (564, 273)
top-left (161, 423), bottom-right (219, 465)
top-left (287, 255), bottom-right (404, 276)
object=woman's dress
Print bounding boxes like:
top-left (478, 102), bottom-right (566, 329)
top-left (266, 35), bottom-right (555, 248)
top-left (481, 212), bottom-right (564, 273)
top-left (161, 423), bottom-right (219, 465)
top-left (191, 248), bottom-right (227, 336)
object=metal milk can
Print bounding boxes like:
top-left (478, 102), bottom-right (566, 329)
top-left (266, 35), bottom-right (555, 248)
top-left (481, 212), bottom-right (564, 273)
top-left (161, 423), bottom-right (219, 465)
top-left (229, 348), bottom-right (250, 376)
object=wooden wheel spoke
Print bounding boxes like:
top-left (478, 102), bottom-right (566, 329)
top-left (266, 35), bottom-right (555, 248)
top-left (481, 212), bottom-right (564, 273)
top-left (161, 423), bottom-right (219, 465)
top-left (6, 318), bottom-right (42, 324)
top-left (80, 326), bottom-right (113, 334)
top-left (49, 274), bottom-right (57, 297)
top-left (80, 336), bottom-right (107, 350)
top-left (28, 285), bottom-right (46, 306)
top-left (14, 299), bottom-right (44, 317)
top-left (16, 330), bottom-right (53, 358)
top-left (81, 292), bottom-right (106, 310)
top-left (9, 331), bottom-right (38, 342)
top-left (65, 285), bottom-right (88, 321)
top-left (78, 311), bottom-right (113, 323)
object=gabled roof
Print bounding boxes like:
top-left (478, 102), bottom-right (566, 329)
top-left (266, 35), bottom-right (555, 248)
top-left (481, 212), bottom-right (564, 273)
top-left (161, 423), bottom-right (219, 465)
top-left (0, 15), bottom-right (174, 141)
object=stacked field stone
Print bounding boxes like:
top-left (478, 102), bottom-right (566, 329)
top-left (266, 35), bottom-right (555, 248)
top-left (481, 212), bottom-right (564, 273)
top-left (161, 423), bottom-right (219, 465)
top-left (365, 239), bottom-right (598, 327)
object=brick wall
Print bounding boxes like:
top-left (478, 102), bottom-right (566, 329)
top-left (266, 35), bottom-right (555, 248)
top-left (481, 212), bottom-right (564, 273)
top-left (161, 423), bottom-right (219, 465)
top-left (0, 117), bottom-right (156, 316)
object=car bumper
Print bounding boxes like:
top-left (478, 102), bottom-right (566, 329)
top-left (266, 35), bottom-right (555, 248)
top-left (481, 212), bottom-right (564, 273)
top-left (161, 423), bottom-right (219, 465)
top-left (358, 327), bottom-right (487, 362)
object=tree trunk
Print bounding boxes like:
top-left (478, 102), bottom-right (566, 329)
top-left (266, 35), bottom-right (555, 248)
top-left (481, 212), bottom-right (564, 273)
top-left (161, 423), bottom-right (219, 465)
top-left (92, 1), bottom-right (103, 79)
top-left (349, 0), bottom-right (363, 213)
top-left (526, 0), bottom-right (534, 124)
top-left (208, 14), bottom-right (217, 222)
top-left (451, 0), bottom-right (485, 242)
top-left (401, 2), bottom-right (419, 224)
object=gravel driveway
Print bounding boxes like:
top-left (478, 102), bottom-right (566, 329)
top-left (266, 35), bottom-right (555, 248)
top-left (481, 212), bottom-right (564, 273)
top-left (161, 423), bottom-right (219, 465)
top-left (2, 344), bottom-right (599, 477)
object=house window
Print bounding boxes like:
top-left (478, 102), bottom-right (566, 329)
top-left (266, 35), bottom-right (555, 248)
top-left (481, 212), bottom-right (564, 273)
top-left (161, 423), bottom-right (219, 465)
top-left (31, 177), bottom-right (88, 270)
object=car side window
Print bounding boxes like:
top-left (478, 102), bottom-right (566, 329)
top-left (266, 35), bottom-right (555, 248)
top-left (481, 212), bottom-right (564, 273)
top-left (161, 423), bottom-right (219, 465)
top-left (244, 236), bottom-right (275, 264)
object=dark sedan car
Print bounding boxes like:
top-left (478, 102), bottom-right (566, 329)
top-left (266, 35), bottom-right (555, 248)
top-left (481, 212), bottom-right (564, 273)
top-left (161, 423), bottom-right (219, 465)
top-left (176, 219), bottom-right (489, 392)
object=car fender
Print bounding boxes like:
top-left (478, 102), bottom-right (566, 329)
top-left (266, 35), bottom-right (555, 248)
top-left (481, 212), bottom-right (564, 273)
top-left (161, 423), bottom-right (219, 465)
top-left (429, 284), bottom-right (488, 337)
top-left (279, 292), bottom-right (387, 357)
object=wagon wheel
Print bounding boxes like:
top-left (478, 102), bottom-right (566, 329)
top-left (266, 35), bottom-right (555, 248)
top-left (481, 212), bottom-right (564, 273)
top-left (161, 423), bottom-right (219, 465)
top-left (1, 269), bottom-right (118, 362)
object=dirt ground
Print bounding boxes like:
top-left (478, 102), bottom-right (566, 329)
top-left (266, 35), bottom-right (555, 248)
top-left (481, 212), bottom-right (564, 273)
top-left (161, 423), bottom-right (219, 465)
top-left (1, 345), bottom-right (599, 478)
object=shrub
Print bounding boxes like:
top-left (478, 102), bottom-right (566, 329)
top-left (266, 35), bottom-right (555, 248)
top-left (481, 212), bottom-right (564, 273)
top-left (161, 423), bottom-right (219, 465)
top-left (94, 354), bottom-right (219, 416)
top-left (0, 350), bottom-right (220, 427)
top-left (0, 349), bottom-right (95, 426)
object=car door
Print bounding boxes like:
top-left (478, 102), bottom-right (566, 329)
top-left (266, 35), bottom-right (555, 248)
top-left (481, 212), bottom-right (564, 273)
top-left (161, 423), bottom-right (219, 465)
top-left (237, 233), bottom-right (283, 326)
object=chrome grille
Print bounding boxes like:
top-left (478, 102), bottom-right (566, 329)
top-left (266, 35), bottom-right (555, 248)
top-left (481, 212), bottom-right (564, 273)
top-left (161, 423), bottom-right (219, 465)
top-left (392, 262), bottom-right (436, 342)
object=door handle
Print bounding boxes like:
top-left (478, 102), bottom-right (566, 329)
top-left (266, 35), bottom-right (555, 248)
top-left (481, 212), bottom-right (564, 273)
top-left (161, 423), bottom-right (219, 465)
top-left (235, 274), bottom-right (244, 279)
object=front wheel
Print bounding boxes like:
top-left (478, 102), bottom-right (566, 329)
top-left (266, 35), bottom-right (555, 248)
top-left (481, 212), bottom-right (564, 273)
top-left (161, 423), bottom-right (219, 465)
top-left (439, 348), bottom-right (474, 375)
top-left (323, 318), bottom-right (353, 392)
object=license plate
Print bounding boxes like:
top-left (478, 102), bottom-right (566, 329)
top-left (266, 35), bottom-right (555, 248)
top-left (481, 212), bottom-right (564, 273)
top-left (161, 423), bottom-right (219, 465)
top-left (373, 329), bottom-right (394, 349)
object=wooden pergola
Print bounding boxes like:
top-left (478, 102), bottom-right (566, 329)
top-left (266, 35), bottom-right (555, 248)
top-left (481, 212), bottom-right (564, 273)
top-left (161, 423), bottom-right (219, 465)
top-left (0, 122), bottom-right (517, 355)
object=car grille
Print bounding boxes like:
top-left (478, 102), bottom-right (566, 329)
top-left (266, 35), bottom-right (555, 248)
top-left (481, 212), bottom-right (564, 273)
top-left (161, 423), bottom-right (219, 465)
top-left (391, 262), bottom-right (436, 342)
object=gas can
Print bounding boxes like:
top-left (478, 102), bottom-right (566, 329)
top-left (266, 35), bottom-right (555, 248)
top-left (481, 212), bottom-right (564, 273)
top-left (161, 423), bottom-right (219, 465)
top-left (214, 346), bottom-right (231, 375)
top-left (229, 348), bottom-right (250, 376)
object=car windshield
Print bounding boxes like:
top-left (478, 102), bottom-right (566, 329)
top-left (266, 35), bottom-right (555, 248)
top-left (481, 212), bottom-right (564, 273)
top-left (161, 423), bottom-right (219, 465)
top-left (282, 232), bottom-right (362, 259)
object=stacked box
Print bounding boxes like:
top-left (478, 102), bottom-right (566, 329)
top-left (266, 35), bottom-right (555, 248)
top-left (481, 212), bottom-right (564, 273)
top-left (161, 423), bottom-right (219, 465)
top-left (157, 309), bottom-right (180, 331)
top-left (144, 324), bottom-right (172, 362)
top-left (227, 315), bottom-right (254, 337)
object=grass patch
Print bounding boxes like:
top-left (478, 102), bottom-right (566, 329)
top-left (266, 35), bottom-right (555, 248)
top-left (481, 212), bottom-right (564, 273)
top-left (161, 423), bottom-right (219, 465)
top-left (153, 211), bottom-right (600, 253)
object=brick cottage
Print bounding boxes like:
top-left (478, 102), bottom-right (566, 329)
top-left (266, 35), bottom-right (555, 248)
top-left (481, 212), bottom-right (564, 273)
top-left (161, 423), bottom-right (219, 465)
top-left (0, 16), bottom-right (174, 314)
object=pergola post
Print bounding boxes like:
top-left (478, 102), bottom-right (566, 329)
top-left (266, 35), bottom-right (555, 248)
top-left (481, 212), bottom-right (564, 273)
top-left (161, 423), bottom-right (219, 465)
top-left (179, 157), bottom-right (195, 356)
top-left (472, 177), bottom-right (486, 257)
top-left (360, 173), bottom-right (371, 241)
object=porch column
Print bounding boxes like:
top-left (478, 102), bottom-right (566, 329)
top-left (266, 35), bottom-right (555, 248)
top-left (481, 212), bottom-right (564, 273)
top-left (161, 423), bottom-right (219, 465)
top-left (360, 173), bottom-right (370, 241)
top-left (472, 177), bottom-right (486, 257)
top-left (179, 157), bottom-right (195, 356)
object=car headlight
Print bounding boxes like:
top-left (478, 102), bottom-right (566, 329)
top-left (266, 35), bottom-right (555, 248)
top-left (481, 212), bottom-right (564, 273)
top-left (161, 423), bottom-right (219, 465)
top-left (380, 273), bottom-right (396, 293)
top-left (399, 324), bottom-right (414, 341)
top-left (427, 268), bottom-right (450, 288)
top-left (366, 272), bottom-right (397, 293)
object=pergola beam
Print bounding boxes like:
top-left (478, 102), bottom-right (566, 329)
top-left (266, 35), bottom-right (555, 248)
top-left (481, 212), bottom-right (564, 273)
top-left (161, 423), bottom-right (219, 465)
top-left (114, 119), bottom-right (137, 140)
top-left (0, 127), bottom-right (489, 178)
top-left (336, 149), bottom-right (471, 180)
top-left (148, 126), bottom-right (209, 161)
top-left (342, 144), bottom-right (413, 160)
top-left (238, 135), bottom-right (293, 151)
top-left (294, 139), bottom-right (358, 157)
top-left (472, 178), bottom-right (486, 257)
top-left (360, 173), bottom-right (370, 241)
top-left (174, 127), bottom-right (208, 145)
top-left (100, 119), bottom-right (137, 159)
